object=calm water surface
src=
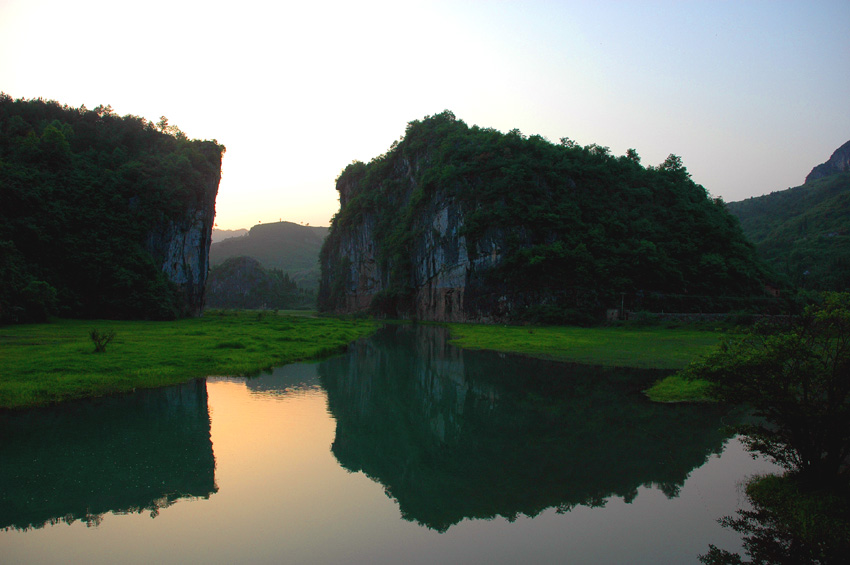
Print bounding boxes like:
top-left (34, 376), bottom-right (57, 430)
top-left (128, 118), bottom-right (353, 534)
top-left (0, 325), bottom-right (779, 564)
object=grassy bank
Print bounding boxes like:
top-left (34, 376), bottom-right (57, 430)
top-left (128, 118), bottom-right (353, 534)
top-left (446, 323), bottom-right (720, 403)
top-left (446, 323), bottom-right (724, 370)
top-left (0, 312), bottom-right (377, 409)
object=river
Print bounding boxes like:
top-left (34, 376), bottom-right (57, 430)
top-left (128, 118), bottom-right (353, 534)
top-left (0, 325), bottom-right (778, 563)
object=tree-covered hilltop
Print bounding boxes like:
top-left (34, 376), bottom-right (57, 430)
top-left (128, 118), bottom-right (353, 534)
top-left (320, 111), bottom-right (774, 323)
top-left (727, 157), bottom-right (850, 292)
top-left (210, 220), bottom-right (328, 289)
top-left (205, 256), bottom-right (314, 310)
top-left (0, 95), bottom-right (225, 323)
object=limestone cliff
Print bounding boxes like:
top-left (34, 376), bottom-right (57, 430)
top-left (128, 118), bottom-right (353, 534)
top-left (146, 178), bottom-right (219, 317)
top-left (319, 112), bottom-right (770, 322)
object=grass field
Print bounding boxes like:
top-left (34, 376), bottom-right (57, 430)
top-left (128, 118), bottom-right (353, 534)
top-left (446, 323), bottom-right (724, 370)
top-left (0, 312), bottom-right (376, 409)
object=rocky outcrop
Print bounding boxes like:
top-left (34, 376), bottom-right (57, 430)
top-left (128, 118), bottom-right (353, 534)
top-left (322, 170), bottom-right (515, 322)
top-left (319, 112), bottom-right (769, 323)
top-left (805, 139), bottom-right (850, 183)
top-left (148, 209), bottom-right (217, 317)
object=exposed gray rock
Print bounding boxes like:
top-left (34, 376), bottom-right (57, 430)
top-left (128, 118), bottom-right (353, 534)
top-left (145, 150), bottom-right (220, 317)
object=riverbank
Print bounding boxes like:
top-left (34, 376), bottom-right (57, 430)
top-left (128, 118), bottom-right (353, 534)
top-left (445, 323), bottom-right (723, 370)
top-left (0, 312), bottom-right (377, 409)
top-left (445, 323), bottom-right (720, 402)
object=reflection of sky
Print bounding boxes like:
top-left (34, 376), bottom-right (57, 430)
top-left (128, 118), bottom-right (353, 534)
top-left (0, 372), bottom-right (780, 564)
top-left (209, 362), bottom-right (324, 399)
top-left (1, 1), bottom-right (848, 230)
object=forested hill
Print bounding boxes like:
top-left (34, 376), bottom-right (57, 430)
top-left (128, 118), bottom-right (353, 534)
top-left (209, 221), bottom-right (328, 289)
top-left (726, 140), bottom-right (850, 291)
top-left (319, 111), bottom-right (774, 323)
top-left (0, 95), bottom-right (225, 323)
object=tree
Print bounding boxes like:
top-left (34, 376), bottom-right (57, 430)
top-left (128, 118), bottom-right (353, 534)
top-left (685, 292), bottom-right (850, 485)
top-left (660, 153), bottom-right (690, 178)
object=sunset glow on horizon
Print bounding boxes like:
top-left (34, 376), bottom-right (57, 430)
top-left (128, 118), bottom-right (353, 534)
top-left (2, 0), bottom-right (848, 230)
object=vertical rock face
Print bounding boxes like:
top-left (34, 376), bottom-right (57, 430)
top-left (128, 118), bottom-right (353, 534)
top-left (145, 143), bottom-right (221, 317)
top-left (148, 207), bottom-right (217, 317)
top-left (805, 139), bottom-right (850, 183)
top-left (322, 164), bottom-right (549, 322)
top-left (321, 164), bottom-right (508, 322)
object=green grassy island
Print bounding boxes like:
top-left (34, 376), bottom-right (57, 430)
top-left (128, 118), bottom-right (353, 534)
top-left (0, 313), bottom-right (377, 409)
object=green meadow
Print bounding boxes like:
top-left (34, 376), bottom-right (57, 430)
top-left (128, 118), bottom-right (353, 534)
top-left (0, 312), bottom-right (377, 409)
top-left (446, 323), bottom-right (723, 370)
top-left (1, 315), bottom-right (724, 409)
top-left (446, 323), bottom-right (721, 402)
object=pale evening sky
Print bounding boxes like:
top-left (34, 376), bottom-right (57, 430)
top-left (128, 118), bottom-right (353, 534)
top-left (1, 0), bottom-right (848, 229)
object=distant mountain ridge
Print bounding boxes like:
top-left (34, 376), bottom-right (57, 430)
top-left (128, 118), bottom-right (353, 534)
top-left (726, 139), bottom-right (850, 291)
top-left (209, 221), bottom-right (329, 289)
top-left (211, 228), bottom-right (248, 243)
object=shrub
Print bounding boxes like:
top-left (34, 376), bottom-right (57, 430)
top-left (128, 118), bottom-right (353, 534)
top-left (89, 329), bottom-right (116, 353)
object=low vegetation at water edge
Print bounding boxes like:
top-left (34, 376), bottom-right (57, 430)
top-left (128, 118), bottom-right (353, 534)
top-left (0, 312), bottom-right (377, 409)
top-left (445, 323), bottom-right (725, 370)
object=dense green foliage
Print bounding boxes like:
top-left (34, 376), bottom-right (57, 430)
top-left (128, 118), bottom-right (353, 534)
top-left (727, 172), bottom-right (850, 292)
top-left (206, 256), bottom-right (314, 309)
top-left (682, 293), bottom-right (850, 486)
top-left (210, 221), bottom-right (328, 289)
top-left (322, 111), bottom-right (773, 321)
top-left (0, 95), bottom-right (224, 323)
top-left (0, 313), bottom-right (376, 409)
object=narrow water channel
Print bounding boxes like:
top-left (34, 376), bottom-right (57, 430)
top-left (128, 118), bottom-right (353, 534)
top-left (0, 325), bottom-right (779, 563)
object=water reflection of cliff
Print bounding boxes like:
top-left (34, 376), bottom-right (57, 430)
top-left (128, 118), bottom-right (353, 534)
top-left (0, 379), bottom-right (217, 531)
top-left (319, 325), bottom-right (734, 532)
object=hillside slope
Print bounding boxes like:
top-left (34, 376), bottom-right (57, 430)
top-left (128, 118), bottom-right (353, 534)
top-left (727, 163), bottom-right (850, 291)
top-left (319, 111), bottom-right (773, 323)
top-left (209, 221), bottom-right (328, 289)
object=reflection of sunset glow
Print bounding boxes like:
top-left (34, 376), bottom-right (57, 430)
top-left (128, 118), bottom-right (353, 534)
top-left (206, 378), bottom-right (337, 484)
top-left (2, 1), bottom-right (848, 230)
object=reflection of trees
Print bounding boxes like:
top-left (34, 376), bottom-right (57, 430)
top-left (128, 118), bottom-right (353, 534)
top-left (0, 380), bottom-right (217, 531)
top-left (701, 474), bottom-right (850, 564)
top-left (319, 325), bottom-right (736, 532)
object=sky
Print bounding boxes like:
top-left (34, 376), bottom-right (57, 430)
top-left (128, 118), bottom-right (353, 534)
top-left (2, 0), bottom-right (848, 229)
